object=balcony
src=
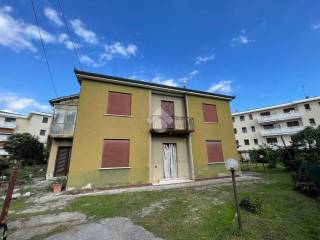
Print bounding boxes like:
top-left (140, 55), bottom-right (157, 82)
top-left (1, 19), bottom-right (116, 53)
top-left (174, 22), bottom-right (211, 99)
top-left (0, 122), bottom-right (16, 129)
top-left (261, 126), bottom-right (305, 137)
top-left (258, 111), bottom-right (302, 124)
top-left (0, 135), bottom-right (8, 141)
top-left (150, 115), bottom-right (194, 134)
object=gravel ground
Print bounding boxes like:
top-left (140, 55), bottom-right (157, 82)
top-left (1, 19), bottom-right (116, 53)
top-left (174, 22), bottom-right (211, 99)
top-left (46, 217), bottom-right (162, 240)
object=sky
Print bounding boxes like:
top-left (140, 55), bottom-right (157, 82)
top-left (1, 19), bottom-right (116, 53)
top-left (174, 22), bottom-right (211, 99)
top-left (0, 0), bottom-right (320, 114)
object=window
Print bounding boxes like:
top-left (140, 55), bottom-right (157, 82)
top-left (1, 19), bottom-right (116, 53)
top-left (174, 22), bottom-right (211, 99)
top-left (283, 107), bottom-right (295, 113)
top-left (249, 114), bottom-right (253, 120)
top-left (263, 124), bottom-right (274, 130)
top-left (266, 137), bottom-right (278, 144)
top-left (235, 140), bottom-right (239, 147)
top-left (242, 127), bottom-right (247, 133)
top-left (39, 129), bottom-right (46, 136)
top-left (240, 115), bottom-right (245, 121)
top-left (260, 111), bottom-right (270, 116)
top-left (232, 117), bottom-right (235, 122)
top-left (202, 104), bottom-right (218, 122)
top-left (4, 117), bottom-right (15, 122)
top-left (304, 104), bottom-right (311, 110)
top-left (101, 139), bottom-right (130, 168)
top-left (206, 140), bottom-right (224, 163)
top-left (254, 139), bottom-right (258, 145)
top-left (309, 118), bottom-right (316, 126)
top-left (251, 126), bottom-right (256, 132)
top-left (287, 121), bottom-right (299, 127)
top-left (244, 139), bottom-right (250, 145)
top-left (234, 128), bottom-right (237, 134)
top-left (107, 92), bottom-right (132, 116)
top-left (42, 117), bottom-right (49, 123)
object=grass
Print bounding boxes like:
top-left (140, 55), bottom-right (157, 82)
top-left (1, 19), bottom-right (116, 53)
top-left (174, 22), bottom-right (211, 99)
top-left (68, 168), bottom-right (320, 240)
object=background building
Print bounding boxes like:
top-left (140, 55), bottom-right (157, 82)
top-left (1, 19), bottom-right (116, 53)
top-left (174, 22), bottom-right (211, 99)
top-left (0, 111), bottom-right (52, 155)
top-left (232, 96), bottom-right (320, 155)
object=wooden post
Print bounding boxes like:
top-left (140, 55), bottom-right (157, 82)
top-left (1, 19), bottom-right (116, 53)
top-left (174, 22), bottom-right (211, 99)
top-left (0, 163), bottom-right (18, 240)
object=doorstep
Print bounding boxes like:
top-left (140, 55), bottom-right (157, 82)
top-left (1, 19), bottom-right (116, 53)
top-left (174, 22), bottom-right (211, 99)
top-left (153, 178), bottom-right (194, 186)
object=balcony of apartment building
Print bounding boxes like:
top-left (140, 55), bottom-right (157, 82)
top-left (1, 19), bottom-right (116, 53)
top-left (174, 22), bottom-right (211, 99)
top-left (149, 115), bottom-right (194, 134)
top-left (0, 121), bottom-right (16, 129)
top-left (50, 105), bottom-right (77, 138)
top-left (257, 108), bottom-right (302, 124)
top-left (261, 124), bottom-right (304, 137)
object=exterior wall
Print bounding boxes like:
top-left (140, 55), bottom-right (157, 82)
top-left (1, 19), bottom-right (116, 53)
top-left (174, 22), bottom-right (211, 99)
top-left (67, 80), bottom-right (150, 188)
top-left (187, 95), bottom-right (238, 179)
top-left (26, 114), bottom-right (52, 143)
top-left (151, 93), bottom-right (185, 117)
top-left (14, 118), bottom-right (29, 133)
top-left (46, 138), bottom-right (73, 178)
top-left (233, 97), bottom-right (320, 152)
top-left (151, 136), bottom-right (190, 184)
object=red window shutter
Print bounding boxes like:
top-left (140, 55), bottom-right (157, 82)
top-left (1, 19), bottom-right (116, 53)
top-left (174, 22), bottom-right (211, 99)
top-left (202, 104), bottom-right (218, 122)
top-left (101, 140), bottom-right (130, 168)
top-left (107, 92), bottom-right (131, 116)
top-left (206, 141), bottom-right (224, 163)
top-left (0, 128), bottom-right (14, 134)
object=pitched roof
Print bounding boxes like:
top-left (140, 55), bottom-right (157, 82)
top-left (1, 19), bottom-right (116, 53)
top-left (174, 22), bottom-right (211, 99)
top-left (74, 69), bottom-right (235, 101)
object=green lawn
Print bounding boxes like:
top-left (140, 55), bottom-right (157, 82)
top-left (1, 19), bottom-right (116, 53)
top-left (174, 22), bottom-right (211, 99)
top-left (67, 169), bottom-right (320, 239)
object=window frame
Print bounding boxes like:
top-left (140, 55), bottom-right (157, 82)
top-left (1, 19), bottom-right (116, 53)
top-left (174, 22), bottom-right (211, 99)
top-left (304, 104), bottom-right (311, 111)
top-left (206, 140), bottom-right (224, 164)
top-left (244, 139), bottom-right (250, 145)
top-left (242, 127), bottom-right (247, 133)
top-left (42, 117), bottom-right (49, 123)
top-left (39, 129), bottom-right (46, 136)
top-left (105, 91), bottom-right (132, 117)
top-left (100, 139), bottom-right (131, 169)
top-left (202, 103), bottom-right (218, 123)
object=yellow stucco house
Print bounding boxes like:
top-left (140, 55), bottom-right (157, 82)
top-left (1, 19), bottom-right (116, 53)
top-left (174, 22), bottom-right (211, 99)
top-left (46, 69), bottom-right (238, 189)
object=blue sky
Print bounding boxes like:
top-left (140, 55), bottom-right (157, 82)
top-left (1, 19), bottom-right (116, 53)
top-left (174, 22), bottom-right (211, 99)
top-left (0, 0), bottom-right (320, 114)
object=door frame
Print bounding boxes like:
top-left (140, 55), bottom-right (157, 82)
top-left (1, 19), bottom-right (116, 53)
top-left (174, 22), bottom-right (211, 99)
top-left (162, 142), bottom-right (178, 179)
top-left (54, 146), bottom-right (72, 177)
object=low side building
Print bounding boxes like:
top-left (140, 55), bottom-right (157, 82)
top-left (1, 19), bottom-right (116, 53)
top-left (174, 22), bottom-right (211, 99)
top-left (0, 111), bottom-right (52, 155)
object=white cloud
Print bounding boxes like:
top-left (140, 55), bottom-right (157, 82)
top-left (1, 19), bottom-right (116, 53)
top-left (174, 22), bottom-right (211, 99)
top-left (101, 42), bottom-right (138, 60)
top-left (311, 23), bottom-right (320, 30)
top-left (58, 33), bottom-right (80, 50)
top-left (189, 70), bottom-right (199, 76)
top-left (152, 75), bottom-right (178, 87)
top-left (44, 7), bottom-right (63, 27)
top-left (0, 5), bottom-right (56, 52)
top-left (70, 19), bottom-right (98, 44)
top-left (207, 80), bottom-right (232, 94)
top-left (79, 54), bottom-right (102, 67)
top-left (231, 30), bottom-right (254, 47)
top-left (0, 91), bottom-right (51, 113)
top-left (194, 54), bottom-right (215, 65)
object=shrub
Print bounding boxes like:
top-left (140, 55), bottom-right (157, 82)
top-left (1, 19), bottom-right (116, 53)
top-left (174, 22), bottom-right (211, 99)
top-left (0, 156), bottom-right (10, 176)
top-left (239, 196), bottom-right (262, 214)
top-left (4, 133), bottom-right (45, 165)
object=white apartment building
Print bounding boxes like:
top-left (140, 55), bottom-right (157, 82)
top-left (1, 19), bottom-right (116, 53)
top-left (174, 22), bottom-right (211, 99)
top-left (232, 96), bottom-right (320, 153)
top-left (0, 111), bottom-right (52, 155)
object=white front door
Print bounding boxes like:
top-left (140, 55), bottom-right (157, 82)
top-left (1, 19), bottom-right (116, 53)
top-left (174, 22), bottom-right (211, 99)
top-left (163, 143), bottom-right (177, 179)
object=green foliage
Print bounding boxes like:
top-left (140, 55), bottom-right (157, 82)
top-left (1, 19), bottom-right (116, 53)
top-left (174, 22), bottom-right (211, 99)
top-left (249, 144), bottom-right (280, 168)
top-left (289, 126), bottom-right (320, 197)
top-left (4, 133), bottom-right (45, 165)
top-left (239, 196), bottom-right (262, 214)
top-left (0, 156), bottom-right (10, 175)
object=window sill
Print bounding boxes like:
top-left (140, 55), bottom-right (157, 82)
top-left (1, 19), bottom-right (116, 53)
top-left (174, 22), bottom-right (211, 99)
top-left (203, 122), bottom-right (218, 124)
top-left (99, 167), bottom-right (131, 170)
top-left (104, 114), bottom-right (133, 118)
top-left (208, 162), bottom-right (224, 165)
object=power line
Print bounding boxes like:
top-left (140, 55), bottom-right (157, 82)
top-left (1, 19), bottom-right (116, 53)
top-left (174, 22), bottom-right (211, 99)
top-left (30, 0), bottom-right (58, 97)
top-left (57, 0), bottom-right (83, 69)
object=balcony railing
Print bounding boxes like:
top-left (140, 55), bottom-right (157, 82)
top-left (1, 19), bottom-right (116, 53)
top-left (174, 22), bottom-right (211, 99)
top-left (261, 126), bottom-right (305, 137)
top-left (150, 115), bottom-right (194, 133)
top-left (50, 123), bottom-right (75, 137)
top-left (0, 122), bottom-right (16, 129)
top-left (258, 111), bottom-right (302, 124)
top-left (0, 135), bottom-right (8, 141)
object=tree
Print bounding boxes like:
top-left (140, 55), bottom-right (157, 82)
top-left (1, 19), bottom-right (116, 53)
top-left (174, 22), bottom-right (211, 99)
top-left (4, 133), bottom-right (45, 165)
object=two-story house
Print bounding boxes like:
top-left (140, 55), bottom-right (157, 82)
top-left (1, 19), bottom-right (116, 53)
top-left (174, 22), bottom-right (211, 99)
top-left (46, 69), bottom-right (238, 189)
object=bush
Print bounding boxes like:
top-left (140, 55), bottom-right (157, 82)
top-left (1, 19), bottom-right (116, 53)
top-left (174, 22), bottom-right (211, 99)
top-left (239, 196), bottom-right (262, 214)
top-left (4, 133), bottom-right (45, 165)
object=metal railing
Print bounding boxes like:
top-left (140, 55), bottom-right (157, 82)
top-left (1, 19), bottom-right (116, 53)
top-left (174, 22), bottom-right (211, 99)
top-left (0, 135), bottom-right (8, 141)
top-left (261, 126), bottom-right (305, 137)
top-left (149, 115), bottom-right (194, 132)
top-left (258, 111), bottom-right (302, 124)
